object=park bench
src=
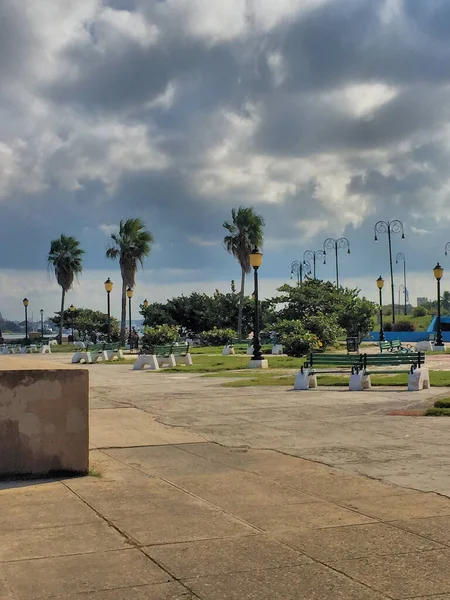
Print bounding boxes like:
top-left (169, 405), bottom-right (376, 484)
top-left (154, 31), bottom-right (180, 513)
top-left (133, 343), bottom-right (192, 370)
top-left (352, 352), bottom-right (428, 391)
top-left (72, 343), bottom-right (123, 364)
top-left (379, 339), bottom-right (408, 353)
top-left (294, 353), bottom-right (361, 390)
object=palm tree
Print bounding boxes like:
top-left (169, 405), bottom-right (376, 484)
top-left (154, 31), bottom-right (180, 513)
top-left (48, 235), bottom-right (84, 344)
top-left (106, 218), bottom-right (154, 345)
top-left (223, 207), bottom-right (265, 339)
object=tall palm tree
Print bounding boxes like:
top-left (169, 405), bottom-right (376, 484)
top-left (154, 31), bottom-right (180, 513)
top-left (106, 218), bottom-right (154, 345)
top-left (48, 234), bottom-right (84, 344)
top-left (223, 207), bottom-right (265, 339)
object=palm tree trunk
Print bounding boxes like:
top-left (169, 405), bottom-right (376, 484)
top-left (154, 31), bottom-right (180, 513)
top-left (59, 288), bottom-right (65, 345)
top-left (238, 267), bottom-right (245, 340)
top-left (120, 279), bottom-right (127, 345)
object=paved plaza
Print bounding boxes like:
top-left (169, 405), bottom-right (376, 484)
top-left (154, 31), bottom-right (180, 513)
top-left (3, 354), bottom-right (450, 599)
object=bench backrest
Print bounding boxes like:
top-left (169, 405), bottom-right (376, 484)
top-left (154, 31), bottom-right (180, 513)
top-left (144, 344), bottom-right (190, 356)
top-left (362, 352), bottom-right (424, 368)
top-left (379, 341), bottom-right (391, 352)
top-left (305, 353), bottom-right (360, 368)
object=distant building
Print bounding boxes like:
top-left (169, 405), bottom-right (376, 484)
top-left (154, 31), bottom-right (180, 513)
top-left (417, 297), bottom-right (428, 307)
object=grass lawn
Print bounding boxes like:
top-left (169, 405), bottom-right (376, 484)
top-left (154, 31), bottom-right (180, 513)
top-left (190, 344), bottom-right (273, 355)
top-left (162, 354), bottom-right (305, 373)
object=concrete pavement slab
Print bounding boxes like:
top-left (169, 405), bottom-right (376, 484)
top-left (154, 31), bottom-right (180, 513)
top-left (334, 549), bottom-right (450, 599)
top-left (0, 498), bottom-right (101, 531)
top-left (390, 515), bottom-right (450, 545)
top-left (60, 582), bottom-right (197, 599)
top-left (170, 471), bottom-right (317, 510)
top-left (1, 549), bottom-right (171, 599)
top-left (0, 521), bottom-right (130, 562)
top-left (144, 535), bottom-right (312, 579)
top-left (341, 491), bottom-right (450, 520)
top-left (184, 563), bottom-right (389, 600)
top-left (0, 480), bottom-right (75, 503)
top-left (234, 500), bottom-right (376, 532)
top-left (278, 522), bottom-right (444, 562)
top-left (113, 501), bottom-right (258, 545)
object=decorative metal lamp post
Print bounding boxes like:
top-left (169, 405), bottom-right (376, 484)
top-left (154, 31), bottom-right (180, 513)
top-left (23, 298), bottom-right (29, 340)
top-left (40, 309), bottom-right (44, 339)
top-left (303, 249), bottom-right (326, 279)
top-left (445, 242), bottom-right (450, 257)
top-left (377, 276), bottom-right (385, 342)
top-left (290, 260), bottom-right (311, 285)
top-left (395, 252), bottom-right (407, 316)
top-left (434, 263), bottom-right (444, 347)
top-left (104, 278), bottom-right (113, 343)
top-left (374, 220), bottom-right (405, 324)
top-left (69, 304), bottom-right (75, 340)
top-left (249, 248), bottom-right (268, 369)
top-left (142, 299), bottom-right (149, 309)
top-left (126, 287), bottom-right (134, 347)
top-left (323, 237), bottom-right (350, 287)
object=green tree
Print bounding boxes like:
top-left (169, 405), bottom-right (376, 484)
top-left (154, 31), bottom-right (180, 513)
top-left (442, 291), bottom-right (450, 313)
top-left (223, 207), bottom-right (265, 340)
top-left (48, 234), bottom-right (84, 344)
top-left (273, 279), bottom-right (376, 340)
top-left (106, 218), bottom-right (154, 345)
top-left (51, 308), bottom-right (119, 343)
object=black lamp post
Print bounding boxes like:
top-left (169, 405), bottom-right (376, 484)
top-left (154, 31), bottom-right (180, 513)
top-left (377, 276), bottom-right (385, 342)
top-left (69, 304), bottom-right (75, 341)
top-left (104, 278), bottom-right (113, 343)
top-left (434, 263), bottom-right (444, 347)
top-left (40, 309), bottom-right (44, 339)
top-left (126, 287), bottom-right (134, 347)
top-left (445, 242), bottom-right (450, 257)
top-left (303, 249), bottom-right (326, 279)
top-left (374, 220), bottom-right (405, 324)
top-left (250, 248), bottom-right (263, 362)
top-left (323, 237), bottom-right (350, 287)
top-left (290, 260), bottom-right (311, 285)
top-left (23, 298), bottom-right (29, 340)
top-left (396, 252), bottom-right (407, 316)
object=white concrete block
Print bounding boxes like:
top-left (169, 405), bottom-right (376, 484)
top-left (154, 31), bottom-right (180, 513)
top-left (133, 355), bottom-right (160, 370)
top-left (185, 353), bottom-right (193, 366)
top-left (272, 344), bottom-right (283, 355)
top-left (40, 345), bottom-right (51, 354)
top-left (408, 367), bottom-right (430, 391)
top-left (248, 359), bottom-right (269, 369)
top-left (416, 341), bottom-right (433, 352)
top-left (247, 345), bottom-right (254, 356)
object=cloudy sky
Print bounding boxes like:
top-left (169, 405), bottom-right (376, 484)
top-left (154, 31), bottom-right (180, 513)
top-left (1, 0), bottom-right (450, 320)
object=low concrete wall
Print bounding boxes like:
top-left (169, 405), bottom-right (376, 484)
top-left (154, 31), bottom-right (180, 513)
top-left (0, 363), bottom-right (89, 477)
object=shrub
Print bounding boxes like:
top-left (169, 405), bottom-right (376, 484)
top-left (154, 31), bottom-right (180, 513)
top-left (425, 407), bottom-right (450, 416)
top-left (413, 306), bottom-right (427, 317)
top-left (434, 400), bottom-right (450, 408)
top-left (383, 322), bottom-right (392, 331)
top-left (142, 324), bottom-right (179, 347)
top-left (273, 320), bottom-right (317, 357)
top-left (392, 320), bottom-right (416, 332)
top-left (302, 313), bottom-right (343, 349)
top-left (200, 328), bottom-right (236, 346)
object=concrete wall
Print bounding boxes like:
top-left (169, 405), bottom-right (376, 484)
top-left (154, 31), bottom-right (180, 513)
top-left (0, 365), bottom-right (89, 477)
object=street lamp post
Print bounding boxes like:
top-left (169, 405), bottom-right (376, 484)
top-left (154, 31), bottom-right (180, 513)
top-left (374, 220), bottom-right (405, 324)
top-left (396, 252), bottom-right (407, 316)
top-left (249, 248), bottom-right (267, 368)
top-left (434, 263), bottom-right (444, 347)
top-left (303, 250), bottom-right (326, 279)
top-left (23, 298), bottom-right (29, 340)
top-left (69, 304), bottom-right (75, 341)
top-left (104, 278), bottom-right (114, 343)
top-left (377, 276), bottom-right (385, 342)
top-left (40, 309), bottom-right (44, 340)
top-left (143, 299), bottom-right (149, 309)
top-left (445, 242), bottom-right (450, 257)
top-left (126, 287), bottom-right (134, 348)
top-left (323, 238), bottom-right (350, 287)
top-left (290, 260), bottom-right (311, 285)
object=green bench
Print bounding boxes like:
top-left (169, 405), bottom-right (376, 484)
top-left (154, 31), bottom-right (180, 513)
top-left (134, 343), bottom-right (192, 370)
top-left (72, 342), bottom-right (123, 363)
top-left (379, 339), bottom-right (409, 353)
top-left (295, 353), bottom-right (361, 389)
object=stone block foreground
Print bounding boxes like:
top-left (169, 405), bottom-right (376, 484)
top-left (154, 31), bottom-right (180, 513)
top-left (0, 358), bottom-right (88, 476)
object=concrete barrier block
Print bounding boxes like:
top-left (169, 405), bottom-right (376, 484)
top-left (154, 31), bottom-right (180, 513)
top-left (0, 365), bottom-right (89, 477)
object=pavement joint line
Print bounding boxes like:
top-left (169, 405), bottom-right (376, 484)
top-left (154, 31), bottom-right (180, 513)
top-left (98, 448), bottom-right (266, 534)
top-left (60, 479), bottom-right (202, 600)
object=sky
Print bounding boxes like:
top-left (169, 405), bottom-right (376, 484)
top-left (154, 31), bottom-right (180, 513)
top-left (1, 0), bottom-right (450, 320)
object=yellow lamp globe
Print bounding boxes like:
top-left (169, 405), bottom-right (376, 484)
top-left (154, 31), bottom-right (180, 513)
top-left (126, 287), bottom-right (134, 299)
top-left (376, 276), bottom-right (384, 290)
top-left (434, 263), bottom-right (444, 281)
top-left (69, 304), bottom-right (75, 312)
top-left (23, 297), bottom-right (29, 307)
top-left (249, 248), bottom-right (263, 268)
top-left (143, 299), bottom-right (149, 308)
top-left (104, 278), bottom-right (114, 293)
